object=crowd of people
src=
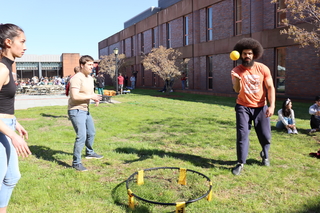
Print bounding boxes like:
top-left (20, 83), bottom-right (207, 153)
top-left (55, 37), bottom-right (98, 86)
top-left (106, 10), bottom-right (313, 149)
top-left (16, 76), bottom-right (67, 87)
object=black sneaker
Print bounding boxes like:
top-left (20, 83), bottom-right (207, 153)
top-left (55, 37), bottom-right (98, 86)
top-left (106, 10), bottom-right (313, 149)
top-left (308, 129), bottom-right (317, 134)
top-left (232, 163), bottom-right (243, 175)
top-left (85, 153), bottom-right (103, 159)
top-left (73, 163), bottom-right (88, 171)
top-left (260, 151), bottom-right (270, 166)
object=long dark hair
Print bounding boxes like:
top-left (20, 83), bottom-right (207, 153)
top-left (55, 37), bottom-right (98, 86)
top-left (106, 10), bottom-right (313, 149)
top-left (282, 98), bottom-right (291, 117)
top-left (0, 23), bottom-right (24, 53)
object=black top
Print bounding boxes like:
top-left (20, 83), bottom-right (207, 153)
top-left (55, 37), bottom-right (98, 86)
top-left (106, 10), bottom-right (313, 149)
top-left (0, 57), bottom-right (16, 114)
top-left (97, 75), bottom-right (105, 88)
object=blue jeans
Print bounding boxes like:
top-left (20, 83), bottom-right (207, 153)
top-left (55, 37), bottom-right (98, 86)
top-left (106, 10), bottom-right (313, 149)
top-left (276, 117), bottom-right (293, 129)
top-left (181, 80), bottom-right (186, 90)
top-left (0, 118), bottom-right (21, 208)
top-left (235, 104), bottom-right (271, 164)
top-left (68, 110), bottom-right (96, 165)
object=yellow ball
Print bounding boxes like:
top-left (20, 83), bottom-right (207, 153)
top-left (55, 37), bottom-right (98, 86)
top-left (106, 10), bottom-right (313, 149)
top-left (230, 50), bottom-right (240, 61)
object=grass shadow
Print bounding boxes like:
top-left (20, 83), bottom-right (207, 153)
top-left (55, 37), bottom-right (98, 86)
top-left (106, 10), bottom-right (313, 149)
top-left (129, 89), bottom-right (313, 121)
top-left (115, 147), bottom-right (235, 169)
top-left (40, 113), bottom-right (68, 118)
top-left (29, 145), bottom-right (72, 168)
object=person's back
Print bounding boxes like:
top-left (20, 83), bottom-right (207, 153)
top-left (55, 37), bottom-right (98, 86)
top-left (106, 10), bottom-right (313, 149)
top-left (96, 74), bottom-right (105, 95)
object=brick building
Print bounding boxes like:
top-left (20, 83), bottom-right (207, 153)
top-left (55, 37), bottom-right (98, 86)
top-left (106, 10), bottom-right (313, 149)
top-left (15, 53), bottom-right (80, 79)
top-left (98, 0), bottom-right (320, 100)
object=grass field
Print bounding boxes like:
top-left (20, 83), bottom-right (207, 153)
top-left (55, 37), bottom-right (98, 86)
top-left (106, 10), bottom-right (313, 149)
top-left (9, 89), bottom-right (320, 212)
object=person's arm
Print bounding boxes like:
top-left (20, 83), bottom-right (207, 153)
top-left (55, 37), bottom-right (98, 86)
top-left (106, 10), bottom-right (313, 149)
top-left (0, 64), bottom-right (9, 91)
top-left (278, 109), bottom-right (288, 126)
top-left (0, 120), bottom-right (31, 157)
top-left (309, 104), bottom-right (317, 115)
top-left (291, 109), bottom-right (296, 125)
top-left (231, 70), bottom-right (241, 93)
top-left (264, 77), bottom-right (275, 117)
top-left (70, 87), bottom-right (101, 102)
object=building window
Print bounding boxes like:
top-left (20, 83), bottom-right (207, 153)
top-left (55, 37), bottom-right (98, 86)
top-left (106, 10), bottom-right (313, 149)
top-left (276, 48), bottom-right (286, 93)
top-left (167, 22), bottom-right (171, 48)
top-left (207, 56), bottom-right (213, 90)
top-left (131, 36), bottom-right (134, 57)
top-left (207, 7), bottom-right (213, 41)
top-left (184, 15), bottom-right (189, 46)
top-left (123, 40), bottom-right (126, 55)
top-left (275, 0), bottom-right (286, 27)
top-left (234, 0), bottom-right (242, 35)
top-left (141, 64), bottom-right (145, 86)
top-left (183, 58), bottom-right (189, 89)
top-left (152, 28), bottom-right (156, 48)
top-left (141, 32), bottom-right (144, 54)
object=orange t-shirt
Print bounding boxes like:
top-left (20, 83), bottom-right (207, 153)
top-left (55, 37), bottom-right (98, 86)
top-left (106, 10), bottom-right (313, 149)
top-left (232, 62), bottom-right (271, 108)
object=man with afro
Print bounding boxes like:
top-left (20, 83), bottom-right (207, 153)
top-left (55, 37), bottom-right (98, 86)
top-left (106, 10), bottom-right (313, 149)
top-left (231, 38), bottom-right (275, 175)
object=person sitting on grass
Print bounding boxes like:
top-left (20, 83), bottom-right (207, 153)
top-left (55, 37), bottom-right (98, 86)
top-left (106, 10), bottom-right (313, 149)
top-left (276, 98), bottom-right (298, 134)
top-left (308, 95), bottom-right (320, 134)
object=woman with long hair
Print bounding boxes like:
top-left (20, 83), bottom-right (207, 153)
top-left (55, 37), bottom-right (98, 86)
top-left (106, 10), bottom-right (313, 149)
top-left (0, 23), bottom-right (31, 213)
top-left (276, 98), bottom-right (298, 134)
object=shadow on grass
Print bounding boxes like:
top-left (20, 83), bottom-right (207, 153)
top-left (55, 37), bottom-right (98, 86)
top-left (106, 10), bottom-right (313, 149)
top-left (29, 145), bottom-right (71, 168)
top-left (130, 89), bottom-right (313, 121)
top-left (115, 147), bottom-right (237, 169)
top-left (40, 113), bottom-right (68, 118)
top-left (294, 197), bottom-right (320, 213)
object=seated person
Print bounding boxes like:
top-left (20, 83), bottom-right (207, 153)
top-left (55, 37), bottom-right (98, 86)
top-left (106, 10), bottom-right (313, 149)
top-left (308, 95), bottom-right (320, 133)
top-left (276, 98), bottom-right (298, 134)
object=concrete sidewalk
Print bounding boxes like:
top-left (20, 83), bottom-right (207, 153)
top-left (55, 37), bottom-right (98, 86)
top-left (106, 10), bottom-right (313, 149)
top-left (15, 94), bottom-right (119, 110)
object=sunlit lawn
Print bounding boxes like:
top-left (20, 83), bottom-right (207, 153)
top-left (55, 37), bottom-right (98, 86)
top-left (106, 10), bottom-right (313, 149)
top-left (10, 89), bottom-right (320, 213)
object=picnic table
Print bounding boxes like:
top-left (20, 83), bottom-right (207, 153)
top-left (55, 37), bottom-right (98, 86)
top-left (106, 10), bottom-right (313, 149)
top-left (102, 90), bottom-right (116, 103)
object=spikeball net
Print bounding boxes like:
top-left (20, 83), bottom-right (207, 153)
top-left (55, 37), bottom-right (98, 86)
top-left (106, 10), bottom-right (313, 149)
top-left (126, 167), bottom-right (213, 212)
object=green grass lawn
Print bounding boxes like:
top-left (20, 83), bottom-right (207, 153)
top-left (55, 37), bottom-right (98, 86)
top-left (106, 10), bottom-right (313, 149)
top-left (10, 89), bottom-right (320, 213)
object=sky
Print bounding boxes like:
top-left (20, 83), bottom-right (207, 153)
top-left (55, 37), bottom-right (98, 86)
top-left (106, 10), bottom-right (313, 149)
top-left (1, 0), bottom-right (158, 59)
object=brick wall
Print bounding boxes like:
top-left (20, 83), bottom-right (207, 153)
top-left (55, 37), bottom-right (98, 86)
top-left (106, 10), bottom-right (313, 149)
top-left (171, 17), bottom-right (184, 48)
top-left (62, 53), bottom-right (80, 77)
top-left (212, 0), bottom-right (233, 40)
top-left (98, 0), bottom-right (320, 100)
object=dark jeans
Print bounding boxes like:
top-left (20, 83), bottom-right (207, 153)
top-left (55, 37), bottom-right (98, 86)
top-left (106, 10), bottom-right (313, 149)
top-left (310, 115), bottom-right (320, 129)
top-left (235, 104), bottom-right (271, 164)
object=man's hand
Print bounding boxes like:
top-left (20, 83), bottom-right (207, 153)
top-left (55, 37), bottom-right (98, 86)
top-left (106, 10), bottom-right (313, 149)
top-left (266, 106), bottom-right (275, 117)
top-left (231, 71), bottom-right (241, 93)
top-left (231, 71), bottom-right (241, 80)
top-left (91, 94), bottom-right (102, 106)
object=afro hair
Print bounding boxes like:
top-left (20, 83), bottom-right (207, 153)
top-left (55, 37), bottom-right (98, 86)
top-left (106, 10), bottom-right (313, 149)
top-left (233, 38), bottom-right (264, 60)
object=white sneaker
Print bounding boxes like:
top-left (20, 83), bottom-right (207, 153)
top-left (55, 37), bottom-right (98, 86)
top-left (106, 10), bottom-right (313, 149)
top-left (292, 129), bottom-right (298, 134)
top-left (288, 129), bottom-right (293, 134)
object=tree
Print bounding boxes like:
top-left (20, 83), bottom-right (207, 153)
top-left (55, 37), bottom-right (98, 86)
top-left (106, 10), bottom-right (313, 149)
top-left (271, 0), bottom-right (320, 55)
top-left (98, 53), bottom-right (126, 86)
top-left (142, 46), bottom-right (190, 93)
